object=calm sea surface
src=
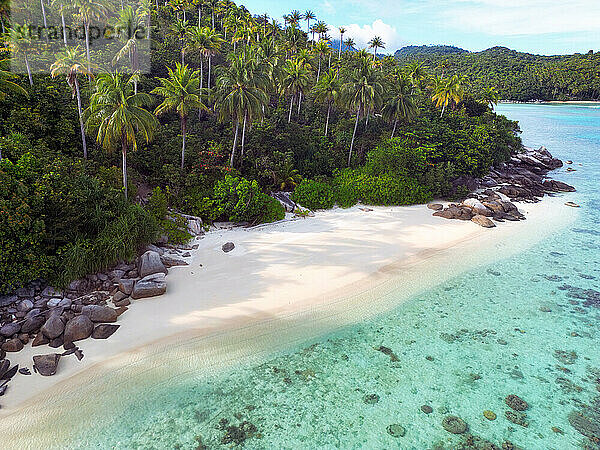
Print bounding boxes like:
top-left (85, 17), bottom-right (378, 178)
top-left (73, 104), bottom-right (600, 449)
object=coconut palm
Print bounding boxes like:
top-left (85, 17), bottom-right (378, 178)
top-left (338, 27), bottom-right (346, 59)
top-left (313, 39), bottom-right (329, 82)
top-left (431, 74), bottom-right (465, 117)
top-left (73, 0), bottom-right (110, 74)
top-left (481, 86), bottom-right (500, 110)
top-left (207, 0), bottom-right (218, 28)
top-left (313, 69), bottom-right (340, 136)
top-left (0, 0), bottom-right (8, 34)
top-left (112, 5), bottom-right (145, 94)
top-left (170, 18), bottom-right (189, 64)
top-left (213, 54), bottom-right (268, 166)
top-left (288, 10), bottom-right (301, 28)
top-left (152, 63), bottom-right (206, 169)
top-left (280, 58), bottom-right (310, 123)
top-left (343, 37), bottom-right (355, 51)
top-left (303, 10), bottom-right (315, 36)
top-left (382, 75), bottom-right (417, 138)
top-left (405, 61), bottom-right (428, 90)
top-left (6, 24), bottom-right (34, 86)
top-left (186, 25), bottom-right (223, 92)
top-left (85, 72), bottom-right (158, 198)
top-left (368, 36), bottom-right (384, 61)
top-left (51, 0), bottom-right (72, 46)
top-left (342, 67), bottom-right (383, 165)
top-left (50, 46), bottom-right (93, 159)
top-left (314, 20), bottom-right (327, 40)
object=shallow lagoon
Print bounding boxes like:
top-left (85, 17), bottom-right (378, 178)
top-left (72, 104), bottom-right (600, 449)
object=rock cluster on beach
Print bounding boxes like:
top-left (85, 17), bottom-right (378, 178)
top-left (429, 146), bottom-right (576, 227)
top-left (0, 241), bottom-right (196, 402)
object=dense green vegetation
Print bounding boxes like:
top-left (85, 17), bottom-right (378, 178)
top-left (0, 1), bottom-right (527, 292)
top-left (396, 46), bottom-right (600, 101)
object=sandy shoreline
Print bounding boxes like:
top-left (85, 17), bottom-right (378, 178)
top-left (0, 196), bottom-right (578, 446)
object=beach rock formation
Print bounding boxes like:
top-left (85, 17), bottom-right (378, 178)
top-left (471, 215), bottom-right (496, 228)
top-left (63, 315), bottom-right (94, 343)
top-left (92, 324), bottom-right (120, 340)
top-left (131, 273), bottom-right (167, 299)
top-left (138, 250), bottom-right (168, 278)
top-left (33, 353), bottom-right (61, 376)
top-left (430, 146), bottom-right (574, 227)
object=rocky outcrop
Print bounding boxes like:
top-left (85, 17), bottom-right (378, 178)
top-left (81, 305), bottom-right (118, 323)
top-left (138, 251), bottom-right (168, 278)
top-left (431, 146), bottom-right (575, 227)
top-left (63, 315), bottom-right (94, 343)
top-left (131, 273), bottom-right (167, 299)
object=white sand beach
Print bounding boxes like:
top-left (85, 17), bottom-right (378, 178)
top-left (0, 197), bottom-right (578, 447)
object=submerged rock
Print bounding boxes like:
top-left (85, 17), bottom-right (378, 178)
top-left (421, 405), bottom-right (433, 414)
top-left (505, 394), bottom-right (529, 411)
top-left (364, 394), bottom-right (379, 404)
top-left (442, 415), bottom-right (468, 434)
top-left (505, 410), bottom-right (529, 427)
top-left (483, 410), bottom-right (497, 420)
top-left (387, 424), bottom-right (406, 437)
top-left (568, 411), bottom-right (600, 440)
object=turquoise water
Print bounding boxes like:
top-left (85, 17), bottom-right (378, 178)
top-left (77, 104), bottom-right (600, 449)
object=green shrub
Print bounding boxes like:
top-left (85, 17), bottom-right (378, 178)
top-left (147, 186), bottom-right (191, 244)
top-left (333, 169), bottom-right (433, 208)
top-left (291, 179), bottom-right (335, 210)
top-left (261, 196), bottom-right (286, 223)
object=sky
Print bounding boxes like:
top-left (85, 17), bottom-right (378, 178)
top-left (239, 0), bottom-right (600, 55)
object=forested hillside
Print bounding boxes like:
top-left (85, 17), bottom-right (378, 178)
top-left (1, 3), bottom-right (523, 292)
top-left (395, 46), bottom-right (600, 101)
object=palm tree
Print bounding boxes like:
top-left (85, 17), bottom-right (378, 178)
top-left (431, 74), bottom-right (465, 117)
top-left (382, 75), bottom-right (417, 138)
top-left (481, 86), bottom-right (500, 110)
top-left (0, 0), bottom-right (8, 34)
top-left (112, 5), bottom-right (145, 94)
top-left (405, 61), bottom-right (428, 90)
top-left (343, 37), bottom-right (355, 51)
top-left (187, 26), bottom-right (223, 93)
top-left (288, 10), bottom-right (301, 28)
top-left (314, 21), bottom-right (328, 40)
top-left (338, 27), bottom-right (346, 59)
top-left (342, 67), bottom-right (383, 165)
top-left (313, 69), bottom-right (340, 136)
top-left (85, 72), bottom-right (158, 199)
top-left (303, 10), bottom-right (315, 36)
top-left (368, 36), bottom-right (385, 61)
top-left (170, 19), bottom-right (189, 64)
top-left (51, 0), bottom-right (71, 46)
top-left (50, 46), bottom-right (93, 159)
top-left (313, 39), bottom-right (329, 82)
top-left (213, 54), bottom-right (268, 166)
top-left (280, 58), bottom-right (310, 123)
top-left (152, 63), bottom-right (206, 169)
top-left (73, 0), bottom-right (110, 74)
top-left (6, 24), bottom-right (34, 86)
top-left (207, 0), bottom-right (218, 28)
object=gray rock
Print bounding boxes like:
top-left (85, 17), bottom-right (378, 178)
top-left (92, 324), bottom-right (120, 339)
top-left (2, 338), bottom-right (24, 352)
top-left (426, 203), bottom-right (444, 211)
top-left (41, 315), bottom-right (65, 339)
top-left (471, 215), bottom-right (496, 228)
top-left (161, 255), bottom-right (189, 267)
top-left (81, 305), bottom-right (118, 323)
top-left (41, 286), bottom-right (62, 298)
top-left (138, 251), bottom-right (168, 278)
top-left (113, 291), bottom-right (128, 302)
top-left (17, 299), bottom-right (34, 312)
top-left (21, 315), bottom-right (45, 333)
top-left (47, 298), bottom-right (62, 308)
top-left (0, 322), bottom-right (21, 337)
top-left (222, 242), bottom-right (235, 253)
top-left (118, 279), bottom-right (135, 295)
top-left (131, 273), bottom-right (167, 299)
top-left (16, 287), bottom-right (35, 297)
top-left (0, 294), bottom-right (18, 307)
top-left (108, 269), bottom-right (126, 280)
top-left (63, 315), bottom-right (94, 343)
top-left (33, 354), bottom-right (61, 376)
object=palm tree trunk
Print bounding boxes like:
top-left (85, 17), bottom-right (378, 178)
top-left (338, 38), bottom-right (342, 59)
top-left (199, 58), bottom-right (204, 119)
top-left (85, 21), bottom-right (91, 78)
top-left (441, 103), bottom-right (446, 118)
top-left (317, 57), bottom-right (321, 82)
top-left (208, 56), bottom-right (212, 91)
top-left (288, 95), bottom-right (294, 123)
top-left (0, 17), bottom-right (4, 35)
top-left (60, 7), bottom-right (67, 46)
top-left (180, 115), bottom-right (187, 169)
top-left (198, 6), bottom-right (201, 25)
top-left (230, 120), bottom-right (239, 166)
top-left (24, 55), bottom-right (33, 86)
top-left (391, 119), bottom-right (397, 138)
top-left (121, 138), bottom-right (128, 199)
top-left (40, 0), bottom-right (48, 34)
top-left (373, 47), bottom-right (377, 61)
top-left (241, 112), bottom-right (247, 157)
top-left (74, 78), bottom-right (87, 159)
top-left (297, 91), bottom-right (302, 116)
top-left (212, 11), bottom-right (215, 29)
top-left (325, 102), bottom-right (331, 136)
top-left (348, 106), bottom-right (360, 166)
top-left (328, 52), bottom-right (332, 70)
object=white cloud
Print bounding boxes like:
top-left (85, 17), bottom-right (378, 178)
top-left (340, 19), bottom-right (405, 52)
